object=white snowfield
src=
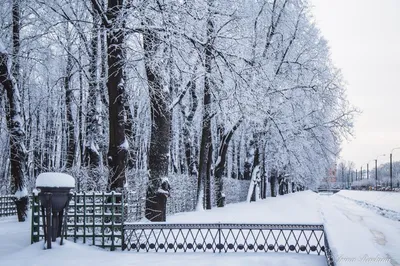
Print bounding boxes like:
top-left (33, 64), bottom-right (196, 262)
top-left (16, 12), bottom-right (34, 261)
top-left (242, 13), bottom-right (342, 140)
top-left (36, 172), bottom-right (75, 188)
top-left (0, 191), bottom-right (399, 266)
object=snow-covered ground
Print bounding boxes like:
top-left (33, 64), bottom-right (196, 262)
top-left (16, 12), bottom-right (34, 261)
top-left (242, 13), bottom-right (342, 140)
top-left (337, 190), bottom-right (400, 213)
top-left (1, 191), bottom-right (399, 266)
top-left (319, 193), bottom-right (399, 266)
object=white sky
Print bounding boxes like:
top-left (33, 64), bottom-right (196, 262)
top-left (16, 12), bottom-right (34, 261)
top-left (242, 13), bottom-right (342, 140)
top-left (309, 0), bottom-right (400, 168)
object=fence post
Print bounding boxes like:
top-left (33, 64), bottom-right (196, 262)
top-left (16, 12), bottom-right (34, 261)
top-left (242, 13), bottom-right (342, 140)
top-left (121, 191), bottom-right (125, 251)
top-left (74, 193), bottom-right (77, 242)
top-left (92, 192), bottom-right (95, 246)
top-left (111, 191), bottom-right (115, 251)
top-left (83, 192), bottom-right (86, 244)
top-left (102, 191), bottom-right (105, 248)
top-left (31, 193), bottom-right (40, 243)
top-left (218, 222), bottom-right (221, 253)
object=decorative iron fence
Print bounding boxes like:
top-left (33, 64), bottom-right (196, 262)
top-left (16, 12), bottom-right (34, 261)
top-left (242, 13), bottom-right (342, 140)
top-left (0, 195), bottom-right (17, 217)
top-left (122, 223), bottom-right (334, 266)
top-left (30, 191), bottom-right (335, 266)
top-left (31, 191), bottom-right (124, 250)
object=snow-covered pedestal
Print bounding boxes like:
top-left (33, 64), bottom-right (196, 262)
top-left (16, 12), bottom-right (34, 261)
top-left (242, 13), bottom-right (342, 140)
top-left (36, 172), bottom-right (75, 249)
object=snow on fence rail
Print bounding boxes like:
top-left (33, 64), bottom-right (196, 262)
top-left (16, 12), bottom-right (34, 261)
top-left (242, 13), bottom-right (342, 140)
top-left (31, 191), bottom-right (124, 250)
top-left (122, 223), bottom-right (334, 266)
top-left (0, 195), bottom-right (17, 217)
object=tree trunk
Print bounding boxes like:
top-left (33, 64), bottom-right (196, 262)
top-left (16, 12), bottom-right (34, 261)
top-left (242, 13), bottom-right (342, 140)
top-left (244, 136), bottom-right (256, 180)
top-left (250, 145), bottom-right (260, 201)
top-left (197, 3), bottom-right (214, 210)
top-left (214, 119), bottom-right (243, 207)
top-left (0, 49), bottom-right (28, 222)
top-left (97, 0), bottom-right (128, 191)
top-left (270, 169), bottom-right (277, 197)
top-left (143, 29), bottom-right (171, 221)
top-left (182, 79), bottom-right (198, 175)
top-left (84, 8), bottom-right (101, 169)
top-left (237, 137), bottom-right (242, 179)
top-left (64, 47), bottom-right (75, 169)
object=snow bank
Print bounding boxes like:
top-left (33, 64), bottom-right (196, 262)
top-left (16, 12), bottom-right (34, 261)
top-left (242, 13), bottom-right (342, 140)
top-left (337, 190), bottom-right (400, 213)
top-left (36, 172), bottom-right (75, 188)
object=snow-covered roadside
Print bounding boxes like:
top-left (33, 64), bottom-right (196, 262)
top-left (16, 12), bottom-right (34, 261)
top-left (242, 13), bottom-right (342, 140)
top-left (337, 194), bottom-right (400, 221)
top-left (319, 193), bottom-right (400, 266)
top-left (337, 190), bottom-right (400, 213)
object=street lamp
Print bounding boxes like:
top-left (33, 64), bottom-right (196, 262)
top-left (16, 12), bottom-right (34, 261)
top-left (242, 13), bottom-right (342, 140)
top-left (366, 159), bottom-right (375, 180)
top-left (375, 154), bottom-right (386, 190)
top-left (390, 147), bottom-right (400, 190)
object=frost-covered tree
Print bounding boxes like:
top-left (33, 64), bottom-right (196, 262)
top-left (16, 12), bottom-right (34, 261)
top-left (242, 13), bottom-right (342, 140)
top-left (0, 39), bottom-right (29, 221)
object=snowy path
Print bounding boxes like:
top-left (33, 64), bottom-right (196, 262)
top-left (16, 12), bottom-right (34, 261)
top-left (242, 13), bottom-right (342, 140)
top-left (319, 193), bottom-right (400, 266)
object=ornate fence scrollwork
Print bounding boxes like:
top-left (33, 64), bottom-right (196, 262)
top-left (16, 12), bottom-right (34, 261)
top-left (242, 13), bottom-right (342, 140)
top-left (122, 223), bottom-right (334, 266)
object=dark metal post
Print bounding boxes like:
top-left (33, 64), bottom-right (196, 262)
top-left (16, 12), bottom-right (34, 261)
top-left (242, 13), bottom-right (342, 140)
top-left (361, 166), bottom-right (363, 179)
top-left (375, 159), bottom-right (378, 190)
top-left (390, 153), bottom-right (393, 190)
top-left (367, 163), bottom-right (369, 179)
top-left (218, 223), bottom-right (221, 253)
top-left (356, 169), bottom-right (358, 181)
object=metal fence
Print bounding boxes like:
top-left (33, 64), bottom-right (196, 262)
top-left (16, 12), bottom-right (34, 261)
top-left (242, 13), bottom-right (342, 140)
top-left (122, 223), bottom-right (334, 266)
top-left (30, 191), bottom-right (335, 265)
top-left (0, 195), bottom-right (17, 217)
top-left (31, 191), bottom-right (124, 250)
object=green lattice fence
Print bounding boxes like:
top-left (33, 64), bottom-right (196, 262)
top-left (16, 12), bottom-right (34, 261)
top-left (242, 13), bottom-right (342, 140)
top-left (0, 195), bottom-right (17, 217)
top-left (31, 191), bottom-right (124, 250)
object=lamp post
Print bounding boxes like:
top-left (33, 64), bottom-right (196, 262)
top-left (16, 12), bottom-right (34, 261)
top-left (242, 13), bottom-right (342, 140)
top-left (375, 154), bottom-right (386, 190)
top-left (366, 159), bottom-right (375, 180)
top-left (390, 147), bottom-right (400, 191)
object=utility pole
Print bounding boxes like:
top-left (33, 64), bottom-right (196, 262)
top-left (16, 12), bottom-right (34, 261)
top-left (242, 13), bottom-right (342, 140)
top-left (375, 159), bottom-right (378, 190)
top-left (390, 153), bottom-right (393, 190)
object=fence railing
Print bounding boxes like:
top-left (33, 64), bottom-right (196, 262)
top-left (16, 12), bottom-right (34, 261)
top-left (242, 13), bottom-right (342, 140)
top-left (31, 191), bottom-right (124, 250)
top-left (122, 223), bottom-right (334, 266)
top-left (30, 192), bottom-right (335, 266)
top-left (0, 195), bottom-right (17, 217)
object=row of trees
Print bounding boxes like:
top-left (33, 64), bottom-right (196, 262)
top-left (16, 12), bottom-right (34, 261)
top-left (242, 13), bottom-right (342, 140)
top-left (0, 0), bottom-right (354, 222)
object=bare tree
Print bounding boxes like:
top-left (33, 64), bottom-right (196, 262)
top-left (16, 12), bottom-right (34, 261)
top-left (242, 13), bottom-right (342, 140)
top-left (0, 41), bottom-right (28, 221)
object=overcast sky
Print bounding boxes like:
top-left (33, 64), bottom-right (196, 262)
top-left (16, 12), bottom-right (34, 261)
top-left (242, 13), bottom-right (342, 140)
top-left (309, 0), bottom-right (400, 168)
